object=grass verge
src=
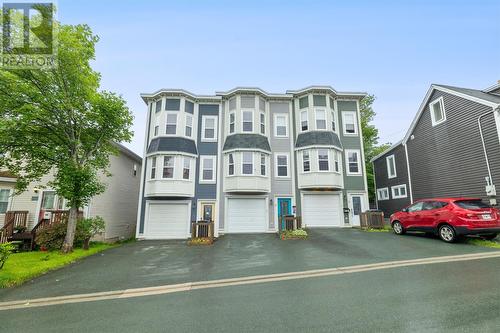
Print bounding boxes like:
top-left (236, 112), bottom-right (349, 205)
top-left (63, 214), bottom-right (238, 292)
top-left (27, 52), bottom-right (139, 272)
top-left (465, 238), bottom-right (500, 249)
top-left (0, 242), bottom-right (118, 288)
top-left (362, 225), bottom-right (392, 232)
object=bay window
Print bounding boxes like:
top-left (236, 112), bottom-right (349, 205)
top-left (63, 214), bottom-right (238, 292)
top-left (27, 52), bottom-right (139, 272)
top-left (318, 149), bottom-right (329, 171)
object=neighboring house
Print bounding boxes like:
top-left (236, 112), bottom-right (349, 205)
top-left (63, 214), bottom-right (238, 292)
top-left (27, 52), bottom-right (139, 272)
top-left (372, 82), bottom-right (500, 217)
top-left (0, 143), bottom-right (142, 241)
top-left (136, 86), bottom-right (369, 240)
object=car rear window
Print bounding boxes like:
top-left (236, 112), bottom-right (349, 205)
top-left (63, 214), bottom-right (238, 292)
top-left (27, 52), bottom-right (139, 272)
top-left (454, 200), bottom-right (491, 210)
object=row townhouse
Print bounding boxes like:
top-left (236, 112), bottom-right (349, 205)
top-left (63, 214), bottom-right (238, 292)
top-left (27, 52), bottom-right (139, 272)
top-left (136, 86), bottom-right (369, 239)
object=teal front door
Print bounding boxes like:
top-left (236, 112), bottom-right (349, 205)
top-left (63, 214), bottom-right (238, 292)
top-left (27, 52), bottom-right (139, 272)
top-left (277, 198), bottom-right (292, 230)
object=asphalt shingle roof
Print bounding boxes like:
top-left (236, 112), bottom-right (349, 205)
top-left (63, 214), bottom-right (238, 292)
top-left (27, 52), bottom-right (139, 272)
top-left (435, 84), bottom-right (500, 104)
top-left (223, 134), bottom-right (271, 152)
top-left (147, 137), bottom-right (197, 155)
top-left (295, 131), bottom-right (343, 149)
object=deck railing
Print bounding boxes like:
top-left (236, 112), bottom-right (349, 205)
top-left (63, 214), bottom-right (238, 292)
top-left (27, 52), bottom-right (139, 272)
top-left (0, 211), bottom-right (29, 243)
top-left (191, 220), bottom-right (214, 240)
top-left (280, 215), bottom-right (302, 231)
top-left (32, 210), bottom-right (84, 247)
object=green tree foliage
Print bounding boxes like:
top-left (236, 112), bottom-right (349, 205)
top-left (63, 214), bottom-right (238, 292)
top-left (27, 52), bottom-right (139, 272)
top-left (359, 95), bottom-right (391, 204)
top-left (0, 23), bottom-right (133, 253)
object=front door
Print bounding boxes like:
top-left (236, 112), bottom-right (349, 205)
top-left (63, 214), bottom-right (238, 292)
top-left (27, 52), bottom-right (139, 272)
top-left (201, 203), bottom-right (215, 222)
top-left (277, 198), bottom-right (292, 230)
top-left (348, 194), bottom-right (364, 226)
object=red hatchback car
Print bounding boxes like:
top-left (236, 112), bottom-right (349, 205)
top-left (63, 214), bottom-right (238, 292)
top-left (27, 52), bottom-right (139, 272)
top-left (390, 198), bottom-right (500, 243)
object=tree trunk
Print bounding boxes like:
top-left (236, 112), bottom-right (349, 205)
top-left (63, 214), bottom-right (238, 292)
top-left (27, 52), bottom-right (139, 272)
top-left (61, 205), bottom-right (78, 253)
top-left (83, 238), bottom-right (90, 250)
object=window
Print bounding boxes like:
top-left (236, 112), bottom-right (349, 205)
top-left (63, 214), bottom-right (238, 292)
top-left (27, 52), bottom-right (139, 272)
top-left (200, 156), bottom-right (216, 182)
top-left (377, 188), bottom-right (389, 201)
top-left (430, 97), bottom-right (446, 126)
top-left (202, 116), bottom-right (217, 141)
top-left (242, 152), bottom-right (253, 175)
top-left (275, 154), bottom-right (289, 177)
top-left (391, 184), bottom-right (407, 199)
top-left (185, 100), bottom-right (194, 114)
top-left (163, 156), bottom-right (174, 179)
top-left (241, 96), bottom-right (255, 108)
top-left (260, 113), bottom-right (265, 134)
top-left (331, 111), bottom-right (336, 131)
top-left (299, 96), bottom-right (309, 109)
top-left (313, 95), bottom-right (326, 107)
top-left (0, 189), bottom-right (10, 213)
top-left (166, 114), bottom-right (177, 135)
top-left (408, 202), bottom-right (424, 213)
top-left (260, 154), bottom-right (266, 176)
top-left (300, 110), bottom-right (308, 131)
top-left (42, 191), bottom-right (56, 209)
top-left (150, 157), bottom-right (157, 179)
top-left (386, 155), bottom-right (396, 178)
top-left (165, 98), bottom-right (180, 111)
top-left (274, 114), bottom-right (288, 137)
top-left (259, 98), bottom-right (266, 111)
top-left (228, 154), bottom-right (234, 175)
top-left (155, 99), bottom-right (162, 113)
top-left (346, 150), bottom-right (361, 175)
top-left (154, 125), bottom-right (159, 136)
top-left (185, 114), bottom-right (193, 137)
top-left (229, 112), bottom-right (235, 134)
top-left (315, 109), bottom-right (326, 130)
top-left (333, 150), bottom-right (340, 173)
top-left (133, 164), bottom-right (137, 177)
top-left (302, 151), bottom-right (310, 172)
top-left (318, 149), bottom-right (329, 171)
top-left (423, 201), bottom-right (448, 210)
top-left (342, 111), bottom-right (358, 135)
top-left (242, 111), bottom-right (253, 132)
top-left (229, 97), bottom-right (236, 110)
top-left (454, 200), bottom-right (490, 209)
top-left (183, 157), bottom-right (190, 180)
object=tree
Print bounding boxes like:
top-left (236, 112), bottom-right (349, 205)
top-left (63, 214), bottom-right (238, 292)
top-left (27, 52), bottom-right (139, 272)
top-left (359, 95), bottom-right (391, 205)
top-left (0, 23), bottom-right (133, 253)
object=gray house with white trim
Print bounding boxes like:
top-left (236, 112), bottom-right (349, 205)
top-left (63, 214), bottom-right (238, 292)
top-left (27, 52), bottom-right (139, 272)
top-left (136, 86), bottom-right (369, 239)
top-left (372, 83), bottom-right (500, 217)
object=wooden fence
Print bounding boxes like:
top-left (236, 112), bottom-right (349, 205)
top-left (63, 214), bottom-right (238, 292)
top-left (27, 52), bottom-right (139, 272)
top-left (191, 221), bottom-right (214, 240)
top-left (280, 215), bottom-right (302, 231)
top-left (360, 211), bottom-right (385, 229)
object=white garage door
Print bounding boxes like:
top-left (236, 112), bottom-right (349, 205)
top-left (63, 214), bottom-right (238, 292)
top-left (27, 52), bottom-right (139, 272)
top-left (302, 194), bottom-right (342, 227)
top-left (227, 198), bottom-right (267, 233)
top-left (146, 202), bottom-right (190, 239)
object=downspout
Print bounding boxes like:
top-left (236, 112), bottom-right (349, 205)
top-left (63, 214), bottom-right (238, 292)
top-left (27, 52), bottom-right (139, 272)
top-left (404, 142), bottom-right (414, 204)
top-left (478, 106), bottom-right (500, 202)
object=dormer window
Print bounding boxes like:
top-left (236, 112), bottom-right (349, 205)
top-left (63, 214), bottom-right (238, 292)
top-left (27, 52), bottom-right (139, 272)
top-left (300, 110), bottom-right (308, 131)
top-left (430, 97), bottom-right (446, 126)
top-left (242, 110), bottom-right (253, 132)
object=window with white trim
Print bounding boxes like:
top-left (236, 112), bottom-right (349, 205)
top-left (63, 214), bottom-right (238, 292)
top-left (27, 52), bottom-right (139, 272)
top-left (183, 157), bottom-right (190, 180)
top-left (260, 112), bottom-right (265, 134)
top-left (302, 150), bottom-right (310, 172)
top-left (202, 116), bottom-right (217, 141)
top-left (315, 109), bottom-right (326, 130)
top-left (300, 110), bottom-right (308, 131)
top-left (200, 156), bottom-right (216, 182)
top-left (377, 188), bottom-right (389, 201)
top-left (154, 124), bottom-right (159, 136)
top-left (163, 156), bottom-right (174, 179)
top-left (276, 154), bottom-right (289, 177)
top-left (260, 154), bottom-right (266, 176)
top-left (185, 114), bottom-right (193, 137)
top-left (342, 111), bottom-right (358, 135)
top-left (318, 149), bottom-right (329, 171)
top-left (229, 112), bottom-right (235, 134)
top-left (299, 96), bottom-right (308, 109)
top-left (0, 189), bottom-right (10, 213)
top-left (150, 156), bottom-right (157, 179)
top-left (165, 114), bottom-right (177, 135)
top-left (386, 155), bottom-right (396, 179)
top-left (331, 111), bottom-right (336, 131)
top-left (274, 114), bottom-right (288, 137)
top-left (228, 154), bottom-right (234, 175)
top-left (346, 150), bottom-right (361, 175)
top-left (155, 99), bottom-right (162, 113)
top-left (242, 111), bottom-right (253, 132)
top-left (242, 152), bottom-right (253, 175)
top-left (430, 97), bottom-right (446, 126)
top-left (333, 150), bottom-right (340, 173)
top-left (391, 184), bottom-right (407, 199)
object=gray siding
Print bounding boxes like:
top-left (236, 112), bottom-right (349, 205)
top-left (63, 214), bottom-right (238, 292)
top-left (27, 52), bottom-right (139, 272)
top-left (192, 104), bottom-right (219, 221)
top-left (373, 144), bottom-right (411, 216)
top-left (407, 90), bottom-right (500, 201)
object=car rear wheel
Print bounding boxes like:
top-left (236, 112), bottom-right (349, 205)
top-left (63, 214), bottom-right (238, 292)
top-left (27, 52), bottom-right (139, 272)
top-left (392, 221), bottom-right (405, 235)
top-left (438, 224), bottom-right (456, 243)
top-left (482, 234), bottom-right (498, 241)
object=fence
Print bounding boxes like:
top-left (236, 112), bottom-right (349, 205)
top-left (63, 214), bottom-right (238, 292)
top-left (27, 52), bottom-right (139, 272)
top-left (360, 211), bottom-right (385, 229)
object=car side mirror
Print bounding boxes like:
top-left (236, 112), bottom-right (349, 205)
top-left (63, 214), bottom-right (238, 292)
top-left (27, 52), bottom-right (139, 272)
top-left (402, 208), bottom-right (409, 213)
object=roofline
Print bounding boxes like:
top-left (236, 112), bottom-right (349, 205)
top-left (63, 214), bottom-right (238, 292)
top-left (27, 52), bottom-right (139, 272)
top-left (113, 142), bottom-right (142, 163)
top-left (483, 82), bottom-right (500, 93)
top-left (286, 85), bottom-right (367, 99)
top-left (402, 84), bottom-right (500, 144)
top-left (140, 89), bottom-right (222, 104)
top-left (215, 87), bottom-right (292, 99)
top-left (370, 140), bottom-right (403, 162)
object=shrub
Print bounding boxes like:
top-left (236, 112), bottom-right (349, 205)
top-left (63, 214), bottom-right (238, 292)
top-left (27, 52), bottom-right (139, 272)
top-left (35, 222), bottom-right (68, 250)
top-left (76, 217), bottom-right (105, 249)
top-left (0, 242), bottom-right (15, 269)
top-left (280, 229), bottom-right (308, 240)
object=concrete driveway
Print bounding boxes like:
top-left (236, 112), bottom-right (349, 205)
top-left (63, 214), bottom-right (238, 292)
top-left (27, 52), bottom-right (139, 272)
top-left (1, 228), bottom-right (497, 302)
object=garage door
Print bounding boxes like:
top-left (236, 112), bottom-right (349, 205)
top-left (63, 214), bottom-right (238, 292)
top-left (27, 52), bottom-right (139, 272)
top-left (302, 194), bottom-right (342, 227)
top-left (146, 202), bottom-right (189, 239)
top-left (227, 198), bottom-right (267, 233)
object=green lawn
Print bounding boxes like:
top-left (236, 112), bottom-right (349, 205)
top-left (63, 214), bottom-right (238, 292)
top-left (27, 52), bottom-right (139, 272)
top-left (465, 238), bottom-right (500, 249)
top-left (0, 243), bottom-right (117, 288)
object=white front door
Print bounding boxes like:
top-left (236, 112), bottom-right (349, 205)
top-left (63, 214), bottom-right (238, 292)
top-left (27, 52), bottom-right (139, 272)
top-left (226, 197), bottom-right (267, 233)
top-left (347, 194), bottom-right (365, 226)
top-left (302, 193), bottom-right (342, 227)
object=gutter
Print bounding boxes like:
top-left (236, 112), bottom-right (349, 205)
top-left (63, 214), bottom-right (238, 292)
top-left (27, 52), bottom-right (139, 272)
top-left (477, 106), bottom-right (500, 200)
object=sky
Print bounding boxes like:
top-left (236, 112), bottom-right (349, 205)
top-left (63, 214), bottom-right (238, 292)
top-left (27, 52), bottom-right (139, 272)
top-left (58, 0), bottom-right (500, 155)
